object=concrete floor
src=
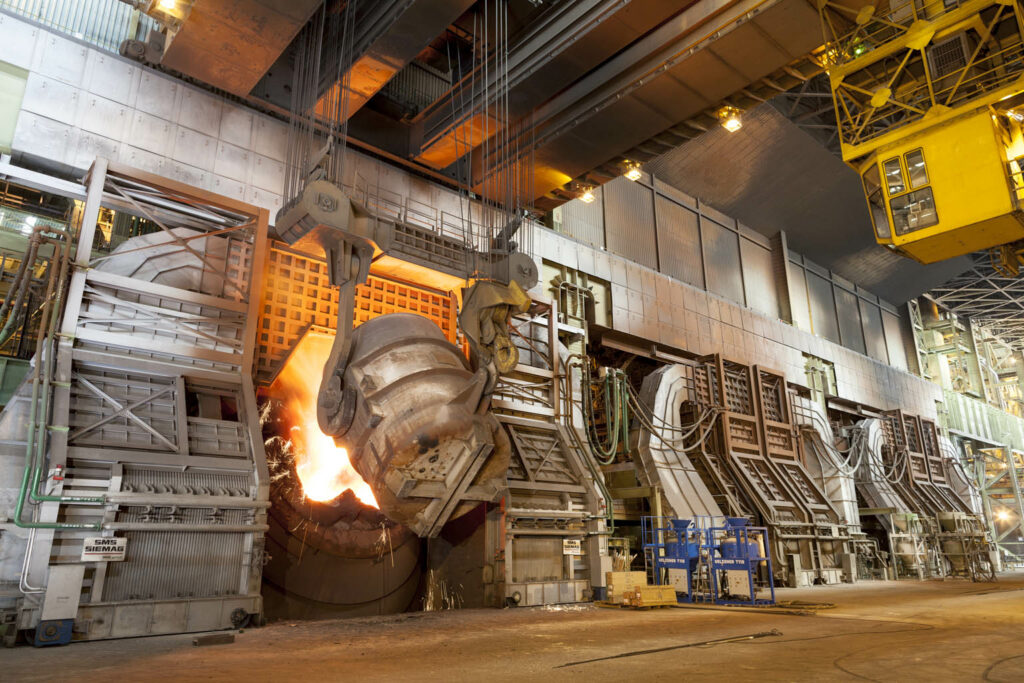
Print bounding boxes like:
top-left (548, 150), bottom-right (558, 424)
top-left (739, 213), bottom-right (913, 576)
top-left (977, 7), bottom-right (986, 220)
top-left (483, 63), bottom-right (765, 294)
top-left (8, 573), bottom-right (1024, 682)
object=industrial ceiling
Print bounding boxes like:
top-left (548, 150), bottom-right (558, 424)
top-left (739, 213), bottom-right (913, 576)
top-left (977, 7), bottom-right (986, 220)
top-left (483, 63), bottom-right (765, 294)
top-left (137, 0), bottom-right (1013, 315)
top-left (151, 0), bottom-right (824, 205)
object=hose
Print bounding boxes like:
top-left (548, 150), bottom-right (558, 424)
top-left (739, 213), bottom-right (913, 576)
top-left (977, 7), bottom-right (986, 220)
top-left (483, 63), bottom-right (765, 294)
top-left (562, 354), bottom-right (616, 532)
top-left (574, 359), bottom-right (630, 466)
top-left (14, 226), bottom-right (104, 531)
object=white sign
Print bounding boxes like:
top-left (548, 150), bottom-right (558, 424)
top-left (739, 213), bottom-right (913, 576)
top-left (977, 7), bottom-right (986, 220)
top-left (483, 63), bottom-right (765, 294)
top-left (81, 537), bottom-right (127, 562)
top-left (562, 539), bottom-right (582, 556)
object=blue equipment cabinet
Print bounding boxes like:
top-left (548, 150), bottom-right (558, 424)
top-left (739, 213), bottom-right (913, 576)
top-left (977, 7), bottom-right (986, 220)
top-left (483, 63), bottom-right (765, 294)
top-left (642, 515), bottom-right (776, 606)
top-left (710, 517), bottom-right (775, 606)
top-left (641, 517), bottom-right (702, 601)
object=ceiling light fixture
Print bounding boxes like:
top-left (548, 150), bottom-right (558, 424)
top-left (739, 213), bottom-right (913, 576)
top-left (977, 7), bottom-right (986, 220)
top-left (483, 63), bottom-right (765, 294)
top-left (996, 509), bottom-right (1012, 522)
top-left (624, 161), bottom-right (642, 182)
top-left (579, 186), bottom-right (596, 204)
top-left (158, 0), bottom-right (176, 10)
top-left (717, 105), bottom-right (743, 133)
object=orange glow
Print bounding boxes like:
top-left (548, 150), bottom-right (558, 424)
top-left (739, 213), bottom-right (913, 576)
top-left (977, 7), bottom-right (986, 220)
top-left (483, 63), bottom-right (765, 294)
top-left (271, 331), bottom-right (378, 507)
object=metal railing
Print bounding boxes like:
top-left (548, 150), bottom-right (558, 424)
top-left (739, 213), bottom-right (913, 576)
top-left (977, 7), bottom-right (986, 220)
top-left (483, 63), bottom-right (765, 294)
top-left (821, 0), bottom-right (966, 66)
top-left (0, 0), bottom-right (157, 53)
top-left (345, 172), bottom-right (533, 258)
top-left (945, 388), bottom-right (1024, 450)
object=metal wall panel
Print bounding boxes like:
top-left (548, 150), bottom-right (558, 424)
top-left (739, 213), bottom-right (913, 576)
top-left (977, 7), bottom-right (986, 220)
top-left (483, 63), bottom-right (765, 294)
top-left (740, 238), bottom-right (778, 319)
top-left (806, 271), bottom-right (840, 343)
top-left (860, 300), bottom-right (888, 363)
top-left (104, 510), bottom-right (248, 601)
top-left (655, 194), bottom-right (703, 288)
top-left (557, 185), bottom-right (605, 247)
top-left (834, 286), bottom-right (866, 355)
top-left (604, 177), bottom-right (657, 270)
top-left (882, 310), bottom-right (909, 371)
top-left (701, 217), bottom-right (744, 304)
top-left (787, 261), bottom-right (812, 333)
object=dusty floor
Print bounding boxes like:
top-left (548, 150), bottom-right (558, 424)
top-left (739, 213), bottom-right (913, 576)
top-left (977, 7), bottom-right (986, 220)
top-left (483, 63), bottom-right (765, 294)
top-left (7, 574), bottom-right (1024, 682)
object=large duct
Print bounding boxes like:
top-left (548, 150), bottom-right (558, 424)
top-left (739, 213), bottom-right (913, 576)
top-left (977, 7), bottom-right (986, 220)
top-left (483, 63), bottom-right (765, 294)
top-left (854, 418), bottom-right (911, 513)
top-left (634, 364), bottom-right (722, 519)
top-left (792, 396), bottom-right (861, 533)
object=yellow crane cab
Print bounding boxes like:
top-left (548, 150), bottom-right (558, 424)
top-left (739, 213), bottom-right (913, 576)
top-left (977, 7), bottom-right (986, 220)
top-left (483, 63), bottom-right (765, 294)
top-left (819, 0), bottom-right (1024, 265)
top-left (858, 101), bottom-right (1024, 264)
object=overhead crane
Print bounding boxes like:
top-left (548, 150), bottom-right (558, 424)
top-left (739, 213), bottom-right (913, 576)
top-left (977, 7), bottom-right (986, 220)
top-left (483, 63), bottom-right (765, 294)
top-left (818, 0), bottom-right (1024, 267)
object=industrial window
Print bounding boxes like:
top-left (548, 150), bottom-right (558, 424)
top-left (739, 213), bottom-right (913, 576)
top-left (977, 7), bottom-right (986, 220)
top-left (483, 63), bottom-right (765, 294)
top-left (891, 187), bottom-right (939, 235)
top-left (883, 157), bottom-right (906, 195)
top-left (905, 149), bottom-right (929, 188)
top-left (862, 164), bottom-right (891, 238)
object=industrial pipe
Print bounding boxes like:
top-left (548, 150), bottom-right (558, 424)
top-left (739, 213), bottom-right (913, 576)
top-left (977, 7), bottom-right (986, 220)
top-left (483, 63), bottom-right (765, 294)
top-left (13, 220), bottom-right (103, 531)
top-left (0, 231), bottom-right (39, 345)
top-left (102, 523), bottom-right (270, 532)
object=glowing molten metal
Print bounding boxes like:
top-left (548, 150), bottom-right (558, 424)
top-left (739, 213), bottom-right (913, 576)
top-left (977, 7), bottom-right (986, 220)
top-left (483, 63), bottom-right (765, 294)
top-left (271, 331), bottom-right (378, 506)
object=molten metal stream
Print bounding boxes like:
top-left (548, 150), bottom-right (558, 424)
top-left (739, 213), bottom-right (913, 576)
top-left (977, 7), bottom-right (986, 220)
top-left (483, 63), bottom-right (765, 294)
top-left (272, 332), bottom-right (378, 507)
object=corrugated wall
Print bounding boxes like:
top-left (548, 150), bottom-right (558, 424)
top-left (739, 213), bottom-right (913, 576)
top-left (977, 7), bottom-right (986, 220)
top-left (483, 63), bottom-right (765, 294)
top-left (654, 194), bottom-right (703, 289)
top-left (860, 300), bottom-right (888, 363)
top-left (883, 309), bottom-right (909, 371)
top-left (788, 264), bottom-right (812, 333)
top-left (0, 0), bottom-right (156, 53)
top-left (806, 270), bottom-right (841, 344)
top-left (834, 286), bottom-right (866, 355)
top-left (604, 177), bottom-right (657, 270)
top-left (701, 217), bottom-right (744, 305)
top-left (553, 175), bottom-right (916, 373)
top-left (557, 184), bottom-right (605, 246)
top-left (740, 236), bottom-right (778, 319)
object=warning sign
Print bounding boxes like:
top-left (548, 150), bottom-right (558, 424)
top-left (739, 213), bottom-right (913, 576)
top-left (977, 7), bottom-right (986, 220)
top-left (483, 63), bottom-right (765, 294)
top-left (562, 539), bottom-right (582, 556)
top-left (81, 537), bottom-right (127, 562)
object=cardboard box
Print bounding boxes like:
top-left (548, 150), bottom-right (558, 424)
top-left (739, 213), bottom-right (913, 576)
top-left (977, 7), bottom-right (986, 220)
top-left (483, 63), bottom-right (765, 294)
top-left (633, 585), bottom-right (678, 607)
top-left (606, 571), bottom-right (647, 603)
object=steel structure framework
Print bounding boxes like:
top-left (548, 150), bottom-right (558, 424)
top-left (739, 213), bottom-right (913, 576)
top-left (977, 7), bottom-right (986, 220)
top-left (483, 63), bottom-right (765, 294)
top-left (970, 445), bottom-right (1024, 563)
top-left (930, 251), bottom-right (1024, 350)
top-left (771, 73), bottom-right (843, 155)
top-left (2, 157), bottom-right (271, 641)
top-left (817, 0), bottom-right (1024, 161)
top-left (493, 303), bottom-right (607, 606)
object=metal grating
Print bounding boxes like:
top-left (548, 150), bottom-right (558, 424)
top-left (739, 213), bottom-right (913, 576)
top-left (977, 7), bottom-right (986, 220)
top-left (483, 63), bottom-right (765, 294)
top-left (68, 371), bottom-right (179, 452)
top-left (103, 508), bottom-right (249, 602)
top-left (255, 242), bottom-right (457, 382)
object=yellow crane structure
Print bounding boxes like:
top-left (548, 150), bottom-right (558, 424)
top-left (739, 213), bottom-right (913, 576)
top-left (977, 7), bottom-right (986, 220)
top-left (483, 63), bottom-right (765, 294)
top-left (818, 0), bottom-right (1024, 269)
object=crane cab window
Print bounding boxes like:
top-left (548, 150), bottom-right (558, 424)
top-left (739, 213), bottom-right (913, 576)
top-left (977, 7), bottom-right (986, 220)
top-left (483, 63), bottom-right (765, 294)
top-left (905, 149), bottom-right (928, 188)
top-left (891, 188), bottom-right (938, 235)
top-left (884, 157), bottom-right (906, 194)
top-left (862, 164), bottom-right (891, 239)
top-left (887, 149), bottom-right (938, 235)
